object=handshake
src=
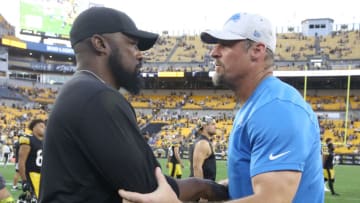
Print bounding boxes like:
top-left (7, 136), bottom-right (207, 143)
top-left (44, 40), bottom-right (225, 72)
top-left (119, 167), bottom-right (229, 203)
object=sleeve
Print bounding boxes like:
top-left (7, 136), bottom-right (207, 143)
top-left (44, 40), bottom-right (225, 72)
top-left (165, 176), bottom-right (180, 197)
top-left (76, 90), bottom-right (160, 193)
top-left (19, 136), bottom-right (30, 146)
top-left (247, 100), bottom-right (318, 177)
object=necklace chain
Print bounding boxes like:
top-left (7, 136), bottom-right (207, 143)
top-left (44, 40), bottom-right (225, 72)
top-left (77, 70), bottom-right (106, 84)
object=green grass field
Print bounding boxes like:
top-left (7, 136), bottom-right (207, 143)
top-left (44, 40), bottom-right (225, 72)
top-left (1, 160), bottom-right (359, 202)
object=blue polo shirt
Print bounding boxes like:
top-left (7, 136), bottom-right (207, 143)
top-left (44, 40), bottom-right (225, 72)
top-left (228, 76), bottom-right (324, 202)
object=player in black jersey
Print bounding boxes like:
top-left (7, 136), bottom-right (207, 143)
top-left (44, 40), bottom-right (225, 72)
top-left (323, 138), bottom-right (339, 196)
top-left (167, 141), bottom-right (184, 179)
top-left (189, 116), bottom-right (217, 181)
top-left (19, 119), bottom-right (45, 199)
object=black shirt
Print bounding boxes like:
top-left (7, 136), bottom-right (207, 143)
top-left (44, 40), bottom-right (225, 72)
top-left (324, 142), bottom-right (335, 169)
top-left (39, 72), bottom-right (178, 203)
top-left (19, 135), bottom-right (43, 174)
top-left (189, 135), bottom-right (216, 181)
top-left (169, 144), bottom-right (180, 164)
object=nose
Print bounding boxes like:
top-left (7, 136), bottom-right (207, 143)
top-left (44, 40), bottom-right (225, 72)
top-left (136, 50), bottom-right (143, 61)
top-left (210, 45), bottom-right (221, 58)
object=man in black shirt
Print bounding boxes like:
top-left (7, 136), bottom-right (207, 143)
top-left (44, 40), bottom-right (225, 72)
top-left (39, 7), bottom-right (227, 203)
top-left (323, 138), bottom-right (339, 196)
top-left (189, 116), bottom-right (217, 182)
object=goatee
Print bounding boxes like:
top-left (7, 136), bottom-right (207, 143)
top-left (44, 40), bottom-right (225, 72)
top-left (212, 71), bottom-right (224, 87)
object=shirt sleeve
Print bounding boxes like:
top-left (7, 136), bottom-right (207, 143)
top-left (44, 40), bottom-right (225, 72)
top-left (165, 176), bottom-right (180, 197)
top-left (76, 90), bottom-right (160, 193)
top-left (247, 99), bottom-right (318, 177)
top-left (19, 136), bottom-right (30, 146)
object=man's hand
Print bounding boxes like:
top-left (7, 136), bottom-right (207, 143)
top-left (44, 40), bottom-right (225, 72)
top-left (175, 177), bottom-right (229, 201)
top-left (119, 167), bottom-right (181, 203)
top-left (217, 179), bottom-right (228, 187)
top-left (201, 179), bottom-right (229, 201)
top-left (22, 180), bottom-right (30, 192)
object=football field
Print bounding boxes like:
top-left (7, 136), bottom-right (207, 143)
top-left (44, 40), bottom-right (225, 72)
top-left (0, 160), bottom-right (359, 202)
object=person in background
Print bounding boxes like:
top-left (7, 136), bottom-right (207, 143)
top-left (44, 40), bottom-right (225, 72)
top-left (189, 116), bottom-right (217, 181)
top-left (1, 143), bottom-right (11, 167)
top-left (18, 119), bottom-right (45, 199)
top-left (167, 140), bottom-right (184, 179)
top-left (323, 138), bottom-right (340, 196)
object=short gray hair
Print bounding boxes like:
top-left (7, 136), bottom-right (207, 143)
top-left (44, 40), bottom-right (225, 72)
top-left (243, 39), bottom-right (274, 66)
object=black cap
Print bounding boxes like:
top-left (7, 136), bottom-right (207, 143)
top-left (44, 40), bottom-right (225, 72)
top-left (70, 7), bottom-right (159, 51)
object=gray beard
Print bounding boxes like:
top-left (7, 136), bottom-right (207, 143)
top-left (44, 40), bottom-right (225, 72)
top-left (212, 71), bottom-right (223, 87)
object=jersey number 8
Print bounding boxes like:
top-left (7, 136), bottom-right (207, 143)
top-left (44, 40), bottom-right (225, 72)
top-left (36, 150), bottom-right (43, 167)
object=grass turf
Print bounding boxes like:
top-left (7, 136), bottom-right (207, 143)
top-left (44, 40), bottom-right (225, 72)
top-left (0, 160), bottom-right (359, 202)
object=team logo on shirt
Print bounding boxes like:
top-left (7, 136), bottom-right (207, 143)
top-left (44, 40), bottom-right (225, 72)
top-left (269, 151), bottom-right (291, 160)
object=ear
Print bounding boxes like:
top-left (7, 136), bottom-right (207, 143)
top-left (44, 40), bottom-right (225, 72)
top-left (250, 43), bottom-right (266, 61)
top-left (90, 34), bottom-right (110, 56)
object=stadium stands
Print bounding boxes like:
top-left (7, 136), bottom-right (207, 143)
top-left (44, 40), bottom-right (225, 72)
top-left (0, 15), bottom-right (15, 36)
top-left (169, 35), bottom-right (211, 63)
top-left (320, 30), bottom-right (360, 60)
top-left (0, 86), bottom-right (28, 101)
top-left (142, 35), bottom-right (177, 63)
top-left (276, 33), bottom-right (316, 61)
top-left (1, 82), bottom-right (360, 156)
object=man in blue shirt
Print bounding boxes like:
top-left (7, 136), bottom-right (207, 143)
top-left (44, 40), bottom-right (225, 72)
top-left (119, 12), bottom-right (324, 203)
